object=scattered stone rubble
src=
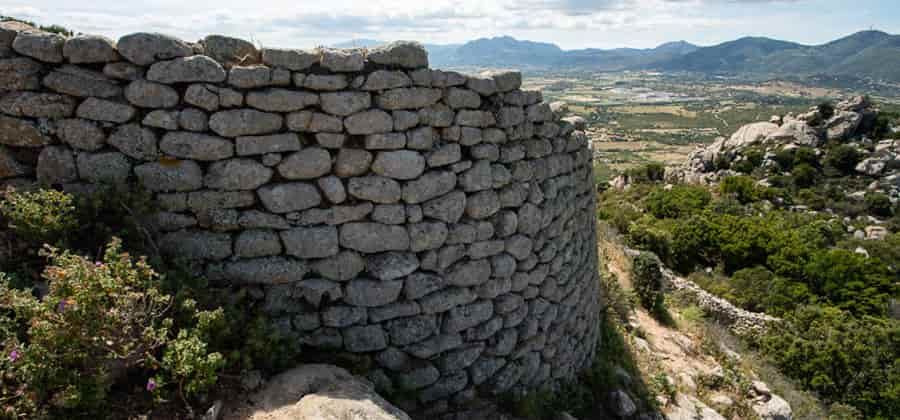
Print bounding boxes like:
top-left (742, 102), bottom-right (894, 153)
top-left (0, 22), bottom-right (601, 413)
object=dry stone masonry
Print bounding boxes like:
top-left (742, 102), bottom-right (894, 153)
top-left (0, 22), bottom-right (600, 410)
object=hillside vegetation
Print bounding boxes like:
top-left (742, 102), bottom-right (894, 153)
top-left (597, 96), bottom-right (900, 419)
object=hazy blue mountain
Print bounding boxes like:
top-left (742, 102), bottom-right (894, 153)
top-left (652, 30), bottom-right (900, 81)
top-left (331, 31), bottom-right (900, 82)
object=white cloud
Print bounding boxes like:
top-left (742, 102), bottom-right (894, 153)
top-left (0, 0), bottom-right (889, 49)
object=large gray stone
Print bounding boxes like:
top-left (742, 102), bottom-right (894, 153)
top-left (63, 35), bottom-right (119, 63)
top-left (320, 48), bottom-right (365, 72)
top-left (0, 57), bottom-right (42, 90)
top-left (202, 34), bottom-right (260, 66)
top-left (376, 88), bottom-right (442, 110)
top-left (0, 115), bottom-right (48, 147)
top-left (446, 259), bottom-right (492, 287)
top-left (187, 191), bottom-right (255, 210)
top-left (76, 152), bottom-right (131, 184)
top-left (0, 145), bottom-right (29, 179)
top-left (335, 149), bottom-right (373, 177)
top-left (236, 133), bottom-right (301, 156)
top-left (278, 148), bottom-right (332, 180)
top-left (362, 70), bottom-right (412, 91)
top-left (444, 88), bottom-right (481, 109)
top-left (345, 278), bottom-right (404, 307)
top-left (343, 325), bottom-right (388, 352)
top-left (124, 80), bottom-right (179, 108)
top-left (76, 98), bottom-right (136, 123)
top-left (36, 146), bottom-right (76, 184)
top-left (258, 182), bottom-right (322, 213)
top-left (134, 160), bottom-right (203, 192)
top-left (282, 226), bottom-right (340, 259)
top-left (204, 158), bottom-right (273, 190)
top-left (42, 66), bottom-right (121, 98)
top-left (247, 89), bottom-right (318, 112)
top-left (409, 222), bottom-right (449, 252)
top-left (228, 65), bottom-right (289, 89)
top-left (56, 119), bottom-right (105, 151)
top-left (423, 191), bottom-right (467, 223)
top-left (12, 30), bottom-right (64, 63)
top-left (313, 251), bottom-right (366, 281)
top-left (402, 170), bottom-right (457, 204)
top-left (320, 91), bottom-right (371, 116)
top-left (261, 48), bottom-right (318, 71)
top-left (372, 150), bottom-right (425, 180)
top-left (147, 55), bottom-right (226, 83)
top-left (465, 190), bottom-right (501, 219)
top-left (344, 109), bottom-right (393, 135)
top-left (117, 32), bottom-right (193, 65)
top-left (348, 176), bottom-right (402, 204)
top-left (234, 229), bottom-right (282, 258)
top-left (368, 41), bottom-right (428, 69)
top-left (209, 109), bottom-right (283, 137)
top-left (366, 252), bottom-right (420, 280)
top-left (207, 257), bottom-right (308, 285)
top-left (160, 132), bottom-right (233, 161)
top-left (302, 74), bottom-right (348, 91)
top-left (159, 230), bottom-right (232, 261)
top-left (0, 91), bottom-right (75, 118)
top-left (107, 124), bottom-right (158, 160)
top-left (340, 223), bottom-right (410, 253)
top-left (243, 364), bottom-right (411, 420)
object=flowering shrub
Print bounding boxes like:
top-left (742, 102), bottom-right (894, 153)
top-left (0, 189), bottom-right (76, 247)
top-left (0, 239), bottom-right (223, 417)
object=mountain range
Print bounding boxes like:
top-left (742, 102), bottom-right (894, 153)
top-left (335, 31), bottom-right (900, 82)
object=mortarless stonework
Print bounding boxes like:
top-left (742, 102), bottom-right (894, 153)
top-left (0, 22), bottom-right (600, 410)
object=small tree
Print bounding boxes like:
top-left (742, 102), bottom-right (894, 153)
top-left (632, 252), bottom-right (664, 313)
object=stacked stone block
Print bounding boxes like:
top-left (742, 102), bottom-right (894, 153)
top-left (0, 21), bottom-right (600, 409)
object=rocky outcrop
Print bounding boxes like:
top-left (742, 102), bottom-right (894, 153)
top-left (0, 23), bottom-right (600, 410)
top-left (225, 364), bottom-right (411, 420)
top-left (667, 96), bottom-right (891, 186)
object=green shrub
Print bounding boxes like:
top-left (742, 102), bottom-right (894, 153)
top-left (817, 102), bottom-right (835, 121)
top-left (645, 185), bottom-right (711, 219)
top-left (763, 305), bottom-right (900, 418)
top-left (0, 189), bottom-right (77, 247)
top-left (824, 145), bottom-right (861, 175)
top-left (865, 193), bottom-right (894, 217)
top-left (625, 162), bottom-right (665, 183)
top-left (632, 252), bottom-right (664, 313)
top-left (802, 248), bottom-right (894, 317)
top-left (773, 148), bottom-right (796, 171)
top-left (792, 163), bottom-right (817, 188)
top-left (626, 216), bottom-right (673, 262)
top-left (0, 239), bottom-right (223, 417)
top-left (720, 176), bottom-right (760, 204)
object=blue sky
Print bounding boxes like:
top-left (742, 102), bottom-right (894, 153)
top-left (1, 0), bottom-right (898, 49)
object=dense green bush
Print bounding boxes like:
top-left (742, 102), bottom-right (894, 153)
top-left (817, 102), bottom-right (835, 121)
top-left (865, 193), bottom-right (894, 217)
top-left (631, 252), bottom-right (664, 313)
top-left (824, 145), bottom-right (861, 175)
top-left (763, 306), bottom-right (900, 419)
top-left (803, 249), bottom-right (894, 316)
top-left (0, 189), bottom-right (77, 247)
top-left (625, 162), bottom-right (665, 183)
top-left (720, 175), bottom-right (760, 204)
top-left (644, 185), bottom-right (711, 219)
top-left (0, 240), bottom-right (223, 417)
top-left (792, 163), bottom-right (817, 188)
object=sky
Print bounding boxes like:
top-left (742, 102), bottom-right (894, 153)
top-left (1, 0), bottom-right (899, 50)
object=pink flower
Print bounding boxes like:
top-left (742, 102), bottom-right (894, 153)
top-left (146, 378), bottom-right (157, 392)
top-left (94, 261), bottom-right (103, 267)
top-left (8, 349), bottom-right (20, 363)
top-left (57, 299), bottom-right (68, 313)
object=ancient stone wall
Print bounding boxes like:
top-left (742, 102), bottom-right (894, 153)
top-left (0, 22), bottom-right (600, 410)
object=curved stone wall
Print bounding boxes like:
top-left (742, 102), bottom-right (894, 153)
top-left (0, 22), bottom-right (600, 409)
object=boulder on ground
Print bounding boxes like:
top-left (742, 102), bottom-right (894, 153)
top-left (226, 364), bottom-right (411, 420)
